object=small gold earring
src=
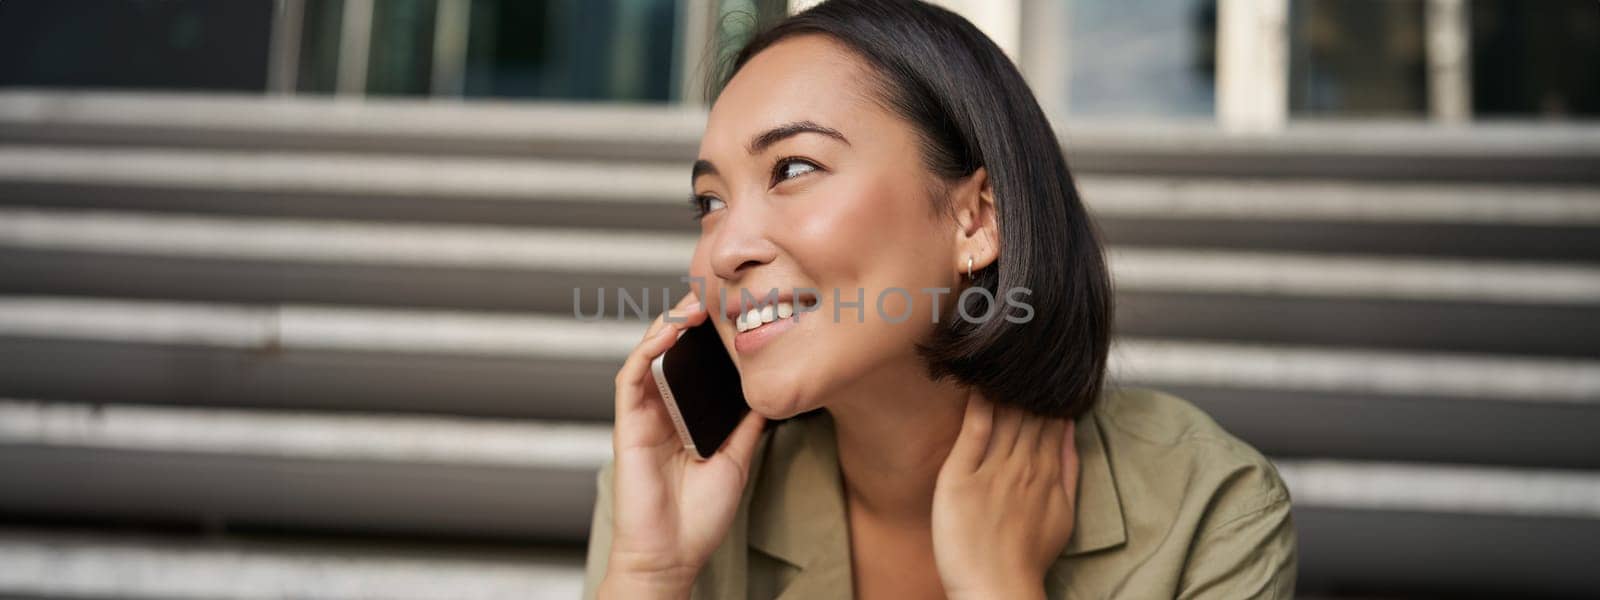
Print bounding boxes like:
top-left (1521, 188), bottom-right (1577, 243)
top-left (967, 255), bottom-right (974, 280)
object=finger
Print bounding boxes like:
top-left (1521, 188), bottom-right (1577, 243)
top-left (642, 290), bottom-right (704, 341)
top-left (716, 409), bottom-right (768, 475)
top-left (1060, 419), bottom-right (1081, 503)
top-left (946, 390), bottom-right (994, 473)
top-left (665, 304), bottom-right (709, 332)
top-left (615, 294), bottom-right (708, 427)
top-left (1038, 417), bottom-right (1066, 475)
top-left (652, 291), bottom-right (705, 336)
top-left (1036, 419), bottom-right (1062, 464)
top-left (641, 302), bottom-right (707, 349)
top-left (984, 402), bottom-right (1024, 463)
top-left (614, 323), bottom-right (684, 418)
top-left (1013, 410), bottom-right (1045, 460)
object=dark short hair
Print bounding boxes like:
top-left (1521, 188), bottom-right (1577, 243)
top-left (713, 0), bottom-right (1114, 418)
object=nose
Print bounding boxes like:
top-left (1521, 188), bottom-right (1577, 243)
top-left (707, 201), bottom-right (779, 282)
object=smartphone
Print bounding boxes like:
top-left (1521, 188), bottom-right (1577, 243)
top-left (650, 319), bottom-right (750, 460)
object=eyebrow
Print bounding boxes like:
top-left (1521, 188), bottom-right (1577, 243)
top-left (692, 120), bottom-right (850, 185)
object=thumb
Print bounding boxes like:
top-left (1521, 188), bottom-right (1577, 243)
top-left (945, 390), bottom-right (994, 474)
top-left (717, 409), bottom-right (768, 476)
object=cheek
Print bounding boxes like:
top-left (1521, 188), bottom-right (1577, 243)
top-left (687, 242), bottom-right (714, 290)
top-left (780, 175), bottom-right (951, 347)
top-left (784, 175), bottom-right (944, 285)
top-left (685, 244), bottom-right (715, 311)
top-left (785, 201), bottom-right (877, 280)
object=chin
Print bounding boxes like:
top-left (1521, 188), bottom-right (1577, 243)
top-left (740, 373), bottom-right (820, 420)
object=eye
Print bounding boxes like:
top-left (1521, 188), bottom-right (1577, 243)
top-left (770, 156), bottom-right (820, 186)
top-left (689, 193), bottom-right (726, 220)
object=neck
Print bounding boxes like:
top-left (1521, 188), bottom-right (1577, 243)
top-left (826, 357), bottom-right (970, 526)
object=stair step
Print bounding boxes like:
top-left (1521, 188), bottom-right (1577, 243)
top-left (1091, 177), bottom-right (1600, 260)
top-left (0, 90), bottom-right (704, 163)
top-left (0, 146), bottom-right (699, 230)
top-left (0, 400), bottom-right (609, 541)
top-left (0, 526), bottom-right (586, 600)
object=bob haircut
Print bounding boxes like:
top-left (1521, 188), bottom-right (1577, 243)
top-left (711, 0), bottom-right (1113, 418)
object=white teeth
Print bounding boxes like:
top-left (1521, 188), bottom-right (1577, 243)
top-left (740, 308), bottom-right (762, 332)
top-left (735, 300), bottom-right (804, 332)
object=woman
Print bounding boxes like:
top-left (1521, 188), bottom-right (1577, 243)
top-left (585, 1), bottom-right (1296, 598)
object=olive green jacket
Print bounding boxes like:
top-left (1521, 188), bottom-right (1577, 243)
top-left (583, 386), bottom-right (1297, 599)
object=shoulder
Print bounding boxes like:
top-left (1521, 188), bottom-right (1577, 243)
top-left (1094, 386), bottom-right (1291, 528)
top-left (1096, 385), bottom-right (1234, 444)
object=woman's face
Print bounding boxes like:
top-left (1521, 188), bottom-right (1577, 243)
top-left (691, 35), bottom-right (962, 419)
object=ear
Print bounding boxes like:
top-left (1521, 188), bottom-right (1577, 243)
top-left (949, 166), bottom-right (999, 277)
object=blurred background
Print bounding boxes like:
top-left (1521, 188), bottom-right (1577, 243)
top-left (0, 0), bottom-right (1596, 598)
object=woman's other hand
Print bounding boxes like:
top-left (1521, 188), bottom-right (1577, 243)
top-left (931, 391), bottom-right (1080, 600)
top-left (600, 291), bottom-right (768, 599)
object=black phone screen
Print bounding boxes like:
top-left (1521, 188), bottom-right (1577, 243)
top-left (651, 319), bottom-right (749, 459)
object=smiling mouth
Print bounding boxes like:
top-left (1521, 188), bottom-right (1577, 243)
top-left (732, 295), bottom-right (820, 333)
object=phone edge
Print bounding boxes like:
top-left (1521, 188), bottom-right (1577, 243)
top-left (650, 350), bottom-right (704, 459)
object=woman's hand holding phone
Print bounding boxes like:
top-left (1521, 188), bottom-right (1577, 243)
top-left (931, 392), bottom-right (1080, 600)
top-left (600, 291), bottom-right (768, 600)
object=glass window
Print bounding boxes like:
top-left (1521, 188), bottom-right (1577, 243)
top-left (1064, 0), bottom-right (1218, 118)
top-left (1470, 0), bottom-right (1600, 120)
top-left (298, 0), bottom-right (346, 94)
top-left (0, 0), bottom-right (274, 92)
top-left (1288, 0), bottom-right (1428, 118)
top-left (367, 0), bottom-right (438, 96)
top-left (463, 0), bottom-right (680, 102)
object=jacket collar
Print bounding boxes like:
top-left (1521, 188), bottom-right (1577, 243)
top-left (747, 412), bottom-right (854, 598)
top-left (1058, 405), bottom-right (1129, 555)
top-left (745, 404), bottom-right (1128, 594)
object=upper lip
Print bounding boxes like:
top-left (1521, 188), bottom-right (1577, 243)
top-left (720, 289), bottom-right (818, 322)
